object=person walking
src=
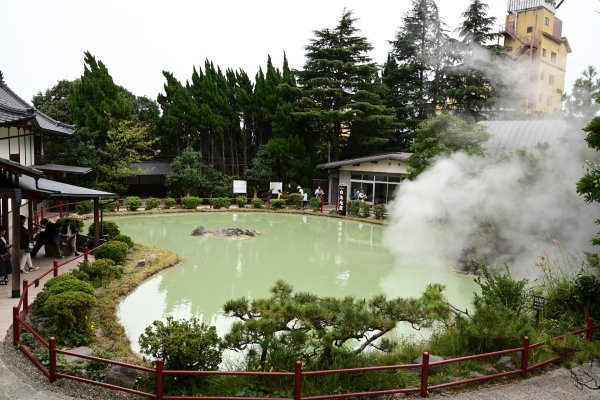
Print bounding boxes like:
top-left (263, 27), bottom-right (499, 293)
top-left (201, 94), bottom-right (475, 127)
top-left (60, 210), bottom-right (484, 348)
top-left (0, 225), bottom-right (13, 283)
top-left (19, 215), bottom-right (37, 273)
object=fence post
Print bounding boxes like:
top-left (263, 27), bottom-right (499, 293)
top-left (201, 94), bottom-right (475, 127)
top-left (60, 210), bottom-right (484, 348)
top-left (12, 306), bottom-right (20, 345)
top-left (294, 360), bottom-right (302, 400)
top-left (586, 317), bottom-right (595, 341)
top-left (520, 336), bottom-right (530, 378)
top-left (420, 351), bottom-right (429, 398)
top-left (49, 337), bottom-right (57, 383)
top-left (22, 280), bottom-right (28, 314)
top-left (155, 358), bottom-right (164, 400)
top-left (84, 247), bottom-right (89, 261)
top-left (53, 259), bottom-right (59, 277)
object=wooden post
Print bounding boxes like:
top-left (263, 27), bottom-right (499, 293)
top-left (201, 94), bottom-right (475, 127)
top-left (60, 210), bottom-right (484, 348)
top-left (49, 337), bottom-right (57, 383)
top-left (53, 259), bottom-right (58, 277)
top-left (155, 358), bottom-right (164, 400)
top-left (420, 352), bottom-right (429, 398)
top-left (11, 189), bottom-right (22, 298)
top-left (93, 198), bottom-right (100, 248)
top-left (520, 336), bottom-right (530, 378)
top-left (586, 317), bottom-right (594, 341)
top-left (22, 280), bottom-right (28, 314)
top-left (12, 306), bottom-right (19, 345)
top-left (84, 247), bottom-right (89, 261)
top-left (293, 361), bottom-right (302, 400)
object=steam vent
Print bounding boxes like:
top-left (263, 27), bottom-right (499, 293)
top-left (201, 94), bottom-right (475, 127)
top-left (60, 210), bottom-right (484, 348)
top-left (501, 0), bottom-right (571, 114)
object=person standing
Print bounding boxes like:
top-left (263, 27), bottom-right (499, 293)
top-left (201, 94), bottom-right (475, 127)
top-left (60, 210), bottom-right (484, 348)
top-left (0, 225), bottom-right (13, 282)
top-left (19, 215), bottom-right (37, 273)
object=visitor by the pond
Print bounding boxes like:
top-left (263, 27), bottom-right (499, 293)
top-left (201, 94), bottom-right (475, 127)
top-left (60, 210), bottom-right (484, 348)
top-left (0, 225), bottom-right (11, 283)
top-left (353, 189), bottom-right (360, 200)
top-left (31, 218), bottom-right (61, 258)
top-left (19, 215), bottom-right (36, 273)
top-left (297, 185), bottom-right (304, 196)
top-left (302, 190), bottom-right (308, 208)
top-left (314, 186), bottom-right (323, 197)
top-left (359, 189), bottom-right (367, 201)
top-left (61, 218), bottom-right (80, 256)
top-left (277, 189), bottom-right (282, 199)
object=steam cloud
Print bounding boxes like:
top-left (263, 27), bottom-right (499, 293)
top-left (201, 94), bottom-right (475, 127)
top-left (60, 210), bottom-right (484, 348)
top-left (383, 125), bottom-right (597, 277)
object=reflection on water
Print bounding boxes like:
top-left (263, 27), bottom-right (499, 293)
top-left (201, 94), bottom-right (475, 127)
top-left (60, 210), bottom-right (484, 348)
top-left (115, 213), bottom-right (476, 353)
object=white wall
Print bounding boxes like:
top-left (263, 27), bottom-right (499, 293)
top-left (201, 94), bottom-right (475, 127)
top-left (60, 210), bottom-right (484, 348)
top-left (0, 126), bottom-right (36, 165)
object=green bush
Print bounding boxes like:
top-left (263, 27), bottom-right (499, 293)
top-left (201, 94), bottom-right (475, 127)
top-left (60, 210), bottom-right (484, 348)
top-left (101, 199), bottom-right (119, 212)
top-left (251, 198), bottom-right (263, 209)
top-left (88, 221), bottom-right (120, 239)
top-left (210, 197), bottom-right (231, 209)
top-left (76, 200), bottom-right (93, 215)
top-left (125, 196), bottom-right (142, 211)
top-left (348, 200), bottom-right (361, 216)
top-left (44, 290), bottom-right (96, 345)
top-left (94, 241), bottom-right (129, 265)
top-left (182, 196), bottom-right (202, 209)
top-left (374, 204), bottom-right (387, 219)
top-left (359, 202), bottom-right (371, 218)
top-left (55, 217), bottom-right (84, 232)
top-left (270, 199), bottom-right (285, 209)
top-left (32, 274), bottom-right (94, 316)
top-left (236, 196), bottom-right (247, 208)
top-left (309, 197), bottom-right (321, 211)
top-left (145, 197), bottom-right (160, 210)
top-left (78, 259), bottom-right (122, 287)
top-left (111, 234), bottom-right (133, 249)
top-left (139, 316), bottom-right (222, 371)
top-left (164, 197), bottom-right (176, 209)
top-left (286, 193), bottom-right (303, 206)
top-left (574, 273), bottom-right (600, 318)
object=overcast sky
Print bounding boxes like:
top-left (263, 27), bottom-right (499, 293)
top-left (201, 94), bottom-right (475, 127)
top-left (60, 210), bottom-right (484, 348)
top-left (2, 0), bottom-right (599, 104)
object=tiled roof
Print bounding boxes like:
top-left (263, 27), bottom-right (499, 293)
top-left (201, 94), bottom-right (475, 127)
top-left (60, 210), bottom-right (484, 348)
top-left (316, 153), bottom-right (412, 170)
top-left (32, 164), bottom-right (92, 175)
top-left (18, 175), bottom-right (117, 199)
top-left (478, 120), bottom-right (571, 159)
top-left (0, 81), bottom-right (75, 135)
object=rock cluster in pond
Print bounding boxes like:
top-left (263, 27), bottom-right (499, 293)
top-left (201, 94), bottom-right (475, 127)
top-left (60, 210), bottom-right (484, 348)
top-left (191, 226), bottom-right (258, 238)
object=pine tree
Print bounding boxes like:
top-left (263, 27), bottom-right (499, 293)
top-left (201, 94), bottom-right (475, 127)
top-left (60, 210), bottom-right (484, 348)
top-left (71, 51), bottom-right (133, 143)
top-left (445, 0), bottom-right (503, 121)
top-left (565, 66), bottom-right (600, 121)
top-left (296, 9), bottom-right (394, 161)
top-left (383, 0), bottom-right (449, 148)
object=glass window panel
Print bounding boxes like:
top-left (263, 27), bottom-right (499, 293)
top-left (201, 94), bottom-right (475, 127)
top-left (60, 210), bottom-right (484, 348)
top-left (374, 183), bottom-right (387, 204)
top-left (387, 184), bottom-right (399, 202)
top-left (362, 174), bottom-right (374, 181)
top-left (350, 174), bottom-right (362, 180)
top-left (374, 175), bottom-right (387, 182)
top-left (388, 177), bottom-right (402, 183)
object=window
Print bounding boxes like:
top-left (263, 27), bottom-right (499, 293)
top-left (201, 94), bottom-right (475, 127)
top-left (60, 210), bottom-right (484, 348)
top-left (548, 75), bottom-right (555, 86)
top-left (551, 52), bottom-right (557, 64)
top-left (542, 48), bottom-right (547, 57)
top-left (540, 72), bottom-right (545, 80)
top-left (527, 26), bottom-right (533, 33)
top-left (547, 96), bottom-right (553, 106)
top-left (545, 17), bottom-right (550, 26)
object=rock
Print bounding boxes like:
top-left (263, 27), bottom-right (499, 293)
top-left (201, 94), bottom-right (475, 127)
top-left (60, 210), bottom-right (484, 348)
top-left (135, 259), bottom-right (146, 268)
top-left (191, 226), bottom-right (209, 236)
top-left (443, 376), bottom-right (465, 384)
top-left (480, 363), bottom-right (498, 374)
top-left (68, 369), bottom-right (91, 379)
top-left (413, 354), bottom-right (447, 374)
top-left (468, 371), bottom-right (485, 378)
top-left (104, 365), bottom-right (140, 389)
top-left (498, 355), bottom-right (516, 371)
top-left (63, 346), bottom-right (93, 364)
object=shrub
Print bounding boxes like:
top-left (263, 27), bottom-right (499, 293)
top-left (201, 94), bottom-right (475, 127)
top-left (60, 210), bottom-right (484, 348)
top-left (88, 221), bottom-right (120, 239)
top-left (251, 198), bottom-right (263, 209)
top-left (270, 199), bottom-right (285, 209)
top-left (125, 196), bottom-right (142, 211)
top-left (210, 197), bottom-right (231, 209)
top-left (44, 290), bottom-right (96, 345)
top-left (111, 234), bottom-right (133, 248)
top-left (140, 317), bottom-right (221, 370)
top-left (32, 274), bottom-right (94, 316)
top-left (286, 193), bottom-right (303, 206)
top-left (359, 202), bottom-right (371, 218)
top-left (374, 204), bottom-right (386, 219)
top-left (348, 200), bottom-right (361, 216)
top-left (182, 196), bottom-right (202, 209)
top-left (309, 197), bottom-right (321, 211)
top-left (76, 200), bottom-right (93, 215)
top-left (574, 273), bottom-right (600, 318)
top-left (101, 199), bottom-right (119, 212)
top-left (236, 196), bottom-right (247, 208)
top-left (145, 197), bottom-right (160, 210)
top-left (78, 259), bottom-right (122, 287)
top-left (164, 197), bottom-right (176, 209)
top-left (94, 241), bottom-right (129, 265)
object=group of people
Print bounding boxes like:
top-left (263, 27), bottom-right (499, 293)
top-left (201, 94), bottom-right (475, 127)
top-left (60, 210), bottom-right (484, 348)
top-left (352, 189), bottom-right (368, 201)
top-left (0, 216), bottom-right (79, 284)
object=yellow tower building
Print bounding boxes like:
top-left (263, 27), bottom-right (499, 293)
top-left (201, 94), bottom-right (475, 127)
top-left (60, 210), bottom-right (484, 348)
top-left (500, 0), bottom-right (571, 114)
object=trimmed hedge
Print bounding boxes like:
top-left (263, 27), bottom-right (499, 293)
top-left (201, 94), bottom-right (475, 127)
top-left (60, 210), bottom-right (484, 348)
top-left (32, 274), bottom-right (95, 316)
top-left (125, 196), bottom-right (142, 211)
top-left (76, 200), bottom-right (93, 215)
top-left (101, 199), bottom-right (119, 212)
top-left (236, 196), bottom-right (247, 208)
top-left (111, 234), bottom-right (133, 248)
top-left (164, 197), bottom-right (176, 209)
top-left (94, 241), bottom-right (129, 265)
top-left (182, 196), bottom-right (202, 209)
top-left (78, 259), bottom-right (122, 287)
top-left (210, 197), bottom-right (231, 209)
top-left (270, 199), bottom-right (285, 209)
top-left (88, 221), bottom-right (120, 239)
top-left (251, 198), bottom-right (263, 209)
top-left (145, 198), bottom-right (160, 210)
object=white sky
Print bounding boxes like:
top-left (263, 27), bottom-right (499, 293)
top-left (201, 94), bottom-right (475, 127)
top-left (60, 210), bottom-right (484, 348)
top-left (2, 0), bottom-right (599, 103)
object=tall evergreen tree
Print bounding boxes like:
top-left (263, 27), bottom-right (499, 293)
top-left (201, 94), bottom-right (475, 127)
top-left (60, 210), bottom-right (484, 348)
top-left (383, 0), bottom-right (449, 148)
top-left (445, 0), bottom-right (503, 121)
top-left (565, 66), bottom-right (600, 121)
top-left (296, 9), bottom-right (394, 162)
top-left (71, 51), bottom-right (133, 144)
top-left (32, 79), bottom-right (79, 124)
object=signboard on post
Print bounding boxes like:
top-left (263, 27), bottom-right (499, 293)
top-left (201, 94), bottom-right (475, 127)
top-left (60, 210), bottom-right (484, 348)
top-left (233, 180), bottom-right (247, 194)
top-left (338, 185), bottom-right (347, 216)
top-left (269, 182), bottom-right (283, 195)
top-left (532, 295), bottom-right (545, 310)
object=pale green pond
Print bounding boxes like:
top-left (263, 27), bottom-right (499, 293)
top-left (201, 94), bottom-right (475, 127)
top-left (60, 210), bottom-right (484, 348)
top-left (114, 212), bottom-right (477, 353)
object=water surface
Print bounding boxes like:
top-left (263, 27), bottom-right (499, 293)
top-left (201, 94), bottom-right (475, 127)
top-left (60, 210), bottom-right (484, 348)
top-left (115, 213), bottom-right (476, 352)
